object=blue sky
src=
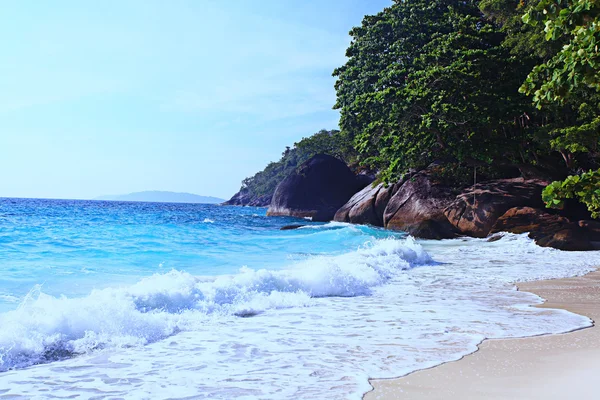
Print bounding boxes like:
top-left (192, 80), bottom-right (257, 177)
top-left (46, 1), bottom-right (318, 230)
top-left (0, 0), bottom-right (391, 200)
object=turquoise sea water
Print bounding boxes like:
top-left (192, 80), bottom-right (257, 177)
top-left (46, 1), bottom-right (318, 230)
top-left (1, 198), bottom-right (600, 399)
top-left (0, 199), bottom-right (398, 313)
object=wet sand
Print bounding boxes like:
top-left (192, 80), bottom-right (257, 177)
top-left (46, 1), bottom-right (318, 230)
top-left (365, 270), bottom-right (600, 400)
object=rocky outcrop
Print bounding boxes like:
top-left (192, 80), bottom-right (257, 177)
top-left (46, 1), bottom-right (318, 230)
top-left (444, 178), bottom-right (548, 238)
top-left (383, 170), bottom-right (460, 239)
top-left (223, 189), bottom-right (271, 207)
top-left (260, 153), bottom-right (600, 250)
top-left (491, 207), bottom-right (600, 251)
top-left (333, 182), bottom-right (400, 226)
top-left (333, 183), bottom-right (381, 226)
top-left (267, 154), bottom-right (371, 222)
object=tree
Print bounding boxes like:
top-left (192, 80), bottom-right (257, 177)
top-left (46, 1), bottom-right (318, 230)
top-left (333, 0), bottom-right (541, 182)
top-left (543, 169), bottom-right (600, 217)
top-left (517, 0), bottom-right (600, 216)
top-left (520, 0), bottom-right (600, 106)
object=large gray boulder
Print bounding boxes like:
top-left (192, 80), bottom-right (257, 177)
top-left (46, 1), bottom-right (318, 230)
top-left (267, 154), bottom-right (369, 222)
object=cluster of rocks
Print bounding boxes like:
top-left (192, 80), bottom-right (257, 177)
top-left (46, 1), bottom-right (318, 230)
top-left (234, 154), bottom-right (600, 251)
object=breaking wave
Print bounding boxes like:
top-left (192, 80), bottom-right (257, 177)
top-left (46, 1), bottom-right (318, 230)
top-left (0, 237), bottom-right (431, 371)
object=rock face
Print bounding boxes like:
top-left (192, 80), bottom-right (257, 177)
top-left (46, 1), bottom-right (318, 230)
top-left (223, 189), bottom-right (271, 207)
top-left (267, 154), bottom-right (370, 222)
top-left (491, 207), bottom-right (600, 251)
top-left (333, 182), bottom-right (399, 227)
top-left (444, 178), bottom-right (548, 238)
top-left (383, 170), bottom-right (460, 239)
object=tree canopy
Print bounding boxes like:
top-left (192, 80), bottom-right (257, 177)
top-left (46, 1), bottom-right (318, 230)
top-left (332, 0), bottom-right (600, 216)
top-left (333, 0), bottom-right (545, 182)
top-left (515, 0), bottom-right (600, 216)
top-left (520, 0), bottom-right (600, 105)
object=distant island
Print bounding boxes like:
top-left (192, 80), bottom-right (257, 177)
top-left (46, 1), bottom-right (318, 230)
top-left (94, 191), bottom-right (225, 204)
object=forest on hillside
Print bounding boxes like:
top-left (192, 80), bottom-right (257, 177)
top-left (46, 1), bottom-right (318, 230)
top-left (232, 0), bottom-right (600, 217)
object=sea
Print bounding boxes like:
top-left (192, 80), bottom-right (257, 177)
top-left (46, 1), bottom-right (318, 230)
top-left (1, 197), bottom-right (599, 399)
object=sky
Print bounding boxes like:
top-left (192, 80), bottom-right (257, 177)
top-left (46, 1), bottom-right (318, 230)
top-left (0, 0), bottom-right (392, 200)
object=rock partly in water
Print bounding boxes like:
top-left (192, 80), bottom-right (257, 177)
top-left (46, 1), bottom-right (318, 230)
top-left (383, 170), bottom-right (460, 239)
top-left (223, 189), bottom-right (272, 207)
top-left (536, 229), bottom-right (594, 251)
top-left (486, 232), bottom-right (506, 242)
top-left (490, 206), bottom-right (600, 251)
top-left (333, 183), bottom-right (380, 226)
top-left (333, 182), bottom-right (399, 227)
top-left (280, 224), bottom-right (306, 231)
top-left (267, 154), bottom-right (370, 222)
top-left (491, 206), bottom-right (569, 235)
top-left (444, 178), bottom-right (548, 238)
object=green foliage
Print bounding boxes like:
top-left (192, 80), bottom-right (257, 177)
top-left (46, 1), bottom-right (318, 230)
top-left (520, 0), bottom-right (600, 106)
top-left (516, 0), bottom-right (600, 217)
top-left (239, 130), bottom-right (355, 197)
top-left (480, 0), bottom-right (600, 171)
top-left (426, 163), bottom-right (477, 190)
top-left (548, 103), bottom-right (600, 154)
top-left (480, 0), bottom-right (566, 59)
top-left (543, 169), bottom-right (600, 217)
top-left (427, 162), bottom-right (512, 189)
top-left (333, 0), bottom-right (542, 182)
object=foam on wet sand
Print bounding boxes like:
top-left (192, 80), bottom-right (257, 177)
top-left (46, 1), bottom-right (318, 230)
top-left (366, 270), bottom-right (600, 400)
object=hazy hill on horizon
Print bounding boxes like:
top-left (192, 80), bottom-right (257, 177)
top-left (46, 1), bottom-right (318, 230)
top-left (95, 191), bottom-right (225, 204)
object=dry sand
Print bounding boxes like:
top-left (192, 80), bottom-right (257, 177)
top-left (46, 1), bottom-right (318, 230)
top-left (364, 270), bottom-right (600, 400)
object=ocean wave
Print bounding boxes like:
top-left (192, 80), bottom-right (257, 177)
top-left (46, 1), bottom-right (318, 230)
top-left (0, 237), bottom-right (430, 371)
top-left (298, 221), bottom-right (357, 230)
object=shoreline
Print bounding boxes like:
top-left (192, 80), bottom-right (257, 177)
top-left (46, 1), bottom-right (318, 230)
top-left (364, 270), bottom-right (600, 399)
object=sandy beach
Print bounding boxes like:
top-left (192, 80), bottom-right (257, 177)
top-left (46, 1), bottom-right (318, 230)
top-left (365, 270), bottom-right (600, 400)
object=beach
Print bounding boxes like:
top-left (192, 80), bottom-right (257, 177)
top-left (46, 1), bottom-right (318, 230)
top-left (366, 270), bottom-right (600, 400)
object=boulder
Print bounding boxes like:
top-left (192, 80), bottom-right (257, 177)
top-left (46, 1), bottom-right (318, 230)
top-left (333, 182), bottom-right (399, 226)
top-left (375, 181), bottom-right (401, 220)
top-left (444, 178), bottom-right (548, 238)
top-left (490, 206), bottom-right (599, 251)
top-left (491, 206), bottom-right (571, 235)
top-left (536, 229), bottom-right (593, 251)
top-left (383, 170), bottom-right (459, 239)
top-left (333, 183), bottom-right (381, 226)
top-left (280, 224), bottom-right (306, 231)
top-left (267, 154), bottom-right (369, 222)
top-left (578, 219), bottom-right (600, 236)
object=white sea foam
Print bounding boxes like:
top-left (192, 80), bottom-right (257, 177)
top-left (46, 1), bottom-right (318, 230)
top-left (202, 218), bottom-right (214, 223)
top-left (299, 221), bottom-right (353, 229)
top-left (1, 233), bottom-right (599, 399)
top-left (0, 237), bottom-right (428, 372)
